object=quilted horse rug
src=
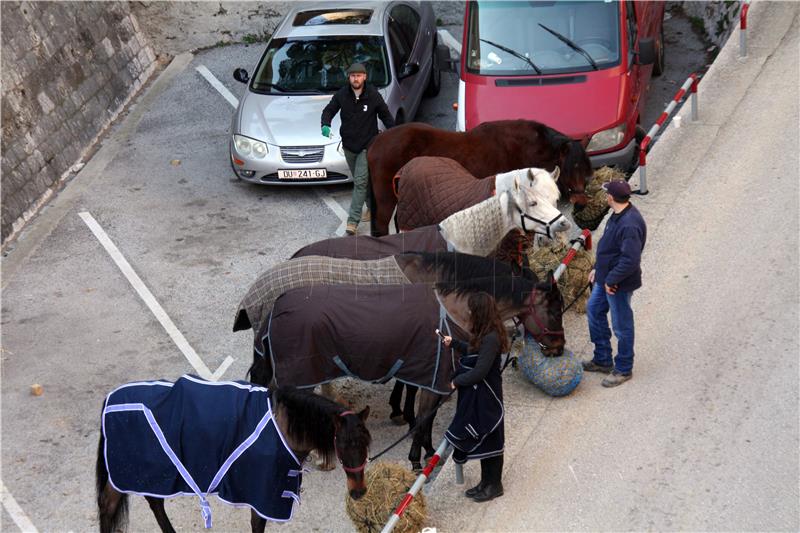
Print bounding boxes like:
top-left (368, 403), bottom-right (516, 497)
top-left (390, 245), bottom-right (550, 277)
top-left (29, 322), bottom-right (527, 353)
top-left (394, 156), bottom-right (496, 231)
top-left (291, 225), bottom-right (447, 261)
top-left (102, 375), bottom-right (303, 527)
top-left (262, 283), bottom-right (462, 395)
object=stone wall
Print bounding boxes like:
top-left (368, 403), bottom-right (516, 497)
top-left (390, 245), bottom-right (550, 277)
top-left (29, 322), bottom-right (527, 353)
top-left (679, 1), bottom-right (742, 48)
top-left (1, 1), bottom-right (157, 244)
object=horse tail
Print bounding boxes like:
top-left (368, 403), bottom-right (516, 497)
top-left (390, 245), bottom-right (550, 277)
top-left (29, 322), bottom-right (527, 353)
top-left (96, 424), bottom-right (128, 533)
top-left (248, 324), bottom-right (274, 386)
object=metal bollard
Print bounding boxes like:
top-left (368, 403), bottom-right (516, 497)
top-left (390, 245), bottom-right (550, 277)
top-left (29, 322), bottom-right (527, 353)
top-left (740, 1), bottom-right (751, 58)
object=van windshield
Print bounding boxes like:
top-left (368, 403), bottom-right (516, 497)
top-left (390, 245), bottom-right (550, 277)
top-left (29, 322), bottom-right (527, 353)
top-left (251, 36), bottom-right (390, 94)
top-left (466, 0), bottom-right (621, 76)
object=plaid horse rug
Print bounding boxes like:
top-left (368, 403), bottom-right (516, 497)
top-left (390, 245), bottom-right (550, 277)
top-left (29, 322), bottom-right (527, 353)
top-left (235, 255), bottom-right (411, 335)
top-left (102, 375), bottom-right (303, 527)
top-left (263, 283), bottom-right (460, 394)
top-left (395, 157), bottom-right (496, 231)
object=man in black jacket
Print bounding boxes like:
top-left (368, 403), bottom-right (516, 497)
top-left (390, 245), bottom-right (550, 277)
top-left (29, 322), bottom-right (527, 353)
top-left (321, 63), bottom-right (395, 235)
top-left (582, 180), bottom-right (647, 387)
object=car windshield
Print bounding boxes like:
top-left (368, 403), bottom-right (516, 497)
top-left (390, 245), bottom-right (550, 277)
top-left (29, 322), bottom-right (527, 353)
top-left (251, 36), bottom-right (390, 94)
top-left (466, 0), bottom-right (621, 76)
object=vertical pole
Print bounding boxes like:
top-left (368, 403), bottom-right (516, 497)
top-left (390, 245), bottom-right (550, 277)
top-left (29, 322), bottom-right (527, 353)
top-left (637, 141), bottom-right (649, 195)
top-left (740, 2), bottom-right (750, 58)
top-left (455, 463), bottom-right (464, 484)
top-left (690, 74), bottom-right (699, 121)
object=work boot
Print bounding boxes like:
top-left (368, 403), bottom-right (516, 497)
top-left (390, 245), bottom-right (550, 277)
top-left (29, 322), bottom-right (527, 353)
top-left (345, 222), bottom-right (358, 236)
top-left (602, 370), bottom-right (632, 387)
top-left (582, 360), bottom-right (613, 373)
top-left (470, 483), bottom-right (504, 502)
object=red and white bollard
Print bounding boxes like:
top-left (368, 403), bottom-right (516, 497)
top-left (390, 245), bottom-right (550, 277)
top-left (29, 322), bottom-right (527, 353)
top-left (637, 73), bottom-right (699, 195)
top-left (740, 0), bottom-right (751, 58)
top-left (380, 230), bottom-right (592, 533)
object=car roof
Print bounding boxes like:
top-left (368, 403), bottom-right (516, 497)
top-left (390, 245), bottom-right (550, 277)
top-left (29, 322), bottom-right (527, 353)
top-left (273, 1), bottom-right (396, 38)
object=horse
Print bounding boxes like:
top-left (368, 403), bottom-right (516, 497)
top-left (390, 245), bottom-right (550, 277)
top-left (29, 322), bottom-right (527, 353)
top-left (366, 120), bottom-right (593, 235)
top-left (96, 376), bottom-right (371, 533)
top-left (245, 253), bottom-right (565, 471)
top-left (393, 157), bottom-right (569, 236)
top-left (291, 171), bottom-right (571, 262)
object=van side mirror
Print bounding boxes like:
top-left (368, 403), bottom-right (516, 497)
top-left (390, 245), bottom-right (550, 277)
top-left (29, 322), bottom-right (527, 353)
top-left (636, 38), bottom-right (656, 66)
top-left (233, 68), bottom-right (250, 84)
top-left (398, 62), bottom-right (420, 79)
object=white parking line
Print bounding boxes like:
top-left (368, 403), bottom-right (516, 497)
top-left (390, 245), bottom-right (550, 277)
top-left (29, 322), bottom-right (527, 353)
top-left (437, 29), bottom-right (462, 57)
top-left (1, 480), bottom-right (38, 533)
top-left (79, 212), bottom-right (234, 381)
top-left (195, 64), bottom-right (348, 234)
top-left (195, 65), bottom-right (239, 107)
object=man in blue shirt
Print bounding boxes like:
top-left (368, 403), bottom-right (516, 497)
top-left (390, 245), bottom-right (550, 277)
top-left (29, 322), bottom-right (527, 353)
top-left (582, 180), bottom-right (647, 387)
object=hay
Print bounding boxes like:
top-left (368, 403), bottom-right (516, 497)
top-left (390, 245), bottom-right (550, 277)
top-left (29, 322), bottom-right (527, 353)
top-left (573, 166), bottom-right (628, 231)
top-left (346, 462), bottom-right (427, 533)
top-left (528, 240), bottom-right (594, 314)
top-left (517, 333), bottom-right (583, 396)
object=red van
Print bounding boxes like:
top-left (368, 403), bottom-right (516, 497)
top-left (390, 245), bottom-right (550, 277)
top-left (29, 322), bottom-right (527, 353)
top-left (457, 0), bottom-right (665, 170)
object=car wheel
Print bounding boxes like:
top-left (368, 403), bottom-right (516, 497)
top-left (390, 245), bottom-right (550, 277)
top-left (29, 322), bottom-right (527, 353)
top-left (652, 26), bottom-right (665, 76)
top-left (425, 40), bottom-right (443, 97)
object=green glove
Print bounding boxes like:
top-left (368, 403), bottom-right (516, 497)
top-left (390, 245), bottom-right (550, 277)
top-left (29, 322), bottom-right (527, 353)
top-left (321, 125), bottom-right (331, 138)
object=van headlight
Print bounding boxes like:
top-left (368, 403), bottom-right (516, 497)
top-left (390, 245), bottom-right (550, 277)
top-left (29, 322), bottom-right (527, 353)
top-left (233, 135), bottom-right (268, 159)
top-left (586, 124), bottom-right (627, 152)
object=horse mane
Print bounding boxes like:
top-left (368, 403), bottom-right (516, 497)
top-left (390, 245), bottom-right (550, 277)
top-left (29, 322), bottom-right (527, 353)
top-left (408, 250), bottom-right (537, 284)
top-left (272, 387), bottom-right (369, 464)
top-left (435, 274), bottom-right (540, 307)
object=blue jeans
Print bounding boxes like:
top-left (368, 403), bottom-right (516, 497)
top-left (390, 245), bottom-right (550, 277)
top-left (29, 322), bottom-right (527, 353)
top-left (586, 283), bottom-right (635, 373)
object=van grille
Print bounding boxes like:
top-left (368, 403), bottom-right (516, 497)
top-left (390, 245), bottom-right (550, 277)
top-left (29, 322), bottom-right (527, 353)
top-left (280, 146), bottom-right (324, 164)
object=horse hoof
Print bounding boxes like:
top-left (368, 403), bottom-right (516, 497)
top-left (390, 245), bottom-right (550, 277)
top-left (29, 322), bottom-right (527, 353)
top-left (390, 414), bottom-right (405, 426)
top-left (315, 459), bottom-right (336, 472)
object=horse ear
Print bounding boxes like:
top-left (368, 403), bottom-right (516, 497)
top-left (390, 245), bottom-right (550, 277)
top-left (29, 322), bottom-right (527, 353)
top-left (513, 175), bottom-right (521, 191)
top-left (527, 168), bottom-right (536, 184)
top-left (358, 406), bottom-right (370, 422)
top-left (550, 166), bottom-right (560, 182)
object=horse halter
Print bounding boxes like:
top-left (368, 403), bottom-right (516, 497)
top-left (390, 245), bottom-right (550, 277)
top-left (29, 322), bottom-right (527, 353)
top-left (518, 294), bottom-right (565, 352)
top-left (334, 411), bottom-right (368, 474)
top-left (516, 205), bottom-right (565, 239)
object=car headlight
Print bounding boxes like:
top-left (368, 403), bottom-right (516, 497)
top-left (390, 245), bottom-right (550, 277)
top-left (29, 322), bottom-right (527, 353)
top-left (337, 142), bottom-right (344, 156)
top-left (586, 124), bottom-right (627, 152)
top-left (233, 134), bottom-right (268, 159)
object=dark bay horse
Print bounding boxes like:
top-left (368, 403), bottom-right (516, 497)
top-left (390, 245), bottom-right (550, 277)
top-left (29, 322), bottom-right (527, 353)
top-left (367, 120), bottom-right (593, 235)
top-left (246, 253), bottom-right (565, 471)
top-left (96, 379), bottom-right (370, 533)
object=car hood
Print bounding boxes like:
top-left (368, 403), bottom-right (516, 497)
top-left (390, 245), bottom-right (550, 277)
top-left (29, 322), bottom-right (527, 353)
top-left (237, 92), bottom-right (344, 147)
top-left (465, 69), bottom-right (626, 138)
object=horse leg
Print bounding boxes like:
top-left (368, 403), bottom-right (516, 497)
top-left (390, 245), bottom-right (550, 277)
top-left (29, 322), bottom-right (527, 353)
top-left (418, 392), bottom-right (439, 459)
top-left (403, 384), bottom-right (418, 428)
top-left (389, 381), bottom-right (405, 425)
top-left (251, 510), bottom-right (267, 533)
top-left (145, 497), bottom-right (176, 533)
top-left (98, 483), bottom-right (127, 533)
top-left (369, 163), bottom-right (396, 236)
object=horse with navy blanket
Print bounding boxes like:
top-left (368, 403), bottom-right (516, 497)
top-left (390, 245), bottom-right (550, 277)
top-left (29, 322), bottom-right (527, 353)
top-left (366, 120), bottom-right (593, 235)
top-left (96, 376), bottom-right (370, 533)
top-left (245, 254), bottom-right (565, 471)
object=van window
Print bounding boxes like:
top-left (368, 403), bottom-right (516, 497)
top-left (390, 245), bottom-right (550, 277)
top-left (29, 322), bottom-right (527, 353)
top-left (626, 0), bottom-right (637, 65)
top-left (466, 0), bottom-right (621, 76)
top-left (293, 9), bottom-right (373, 26)
top-left (389, 5), bottom-right (421, 49)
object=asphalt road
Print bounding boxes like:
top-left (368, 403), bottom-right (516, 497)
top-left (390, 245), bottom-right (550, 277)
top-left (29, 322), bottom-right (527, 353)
top-left (2, 3), bottom-right (797, 532)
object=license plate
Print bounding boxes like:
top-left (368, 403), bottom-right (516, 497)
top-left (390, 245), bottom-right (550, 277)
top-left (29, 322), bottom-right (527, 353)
top-left (277, 169), bottom-right (327, 180)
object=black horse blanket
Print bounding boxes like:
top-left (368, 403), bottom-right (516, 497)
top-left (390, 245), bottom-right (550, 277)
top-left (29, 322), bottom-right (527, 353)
top-left (102, 375), bottom-right (303, 527)
top-left (395, 157), bottom-right (496, 231)
top-left (292, 225), bottom-right (447, 260)
top-left (262, 283), bottom-right (459, 394)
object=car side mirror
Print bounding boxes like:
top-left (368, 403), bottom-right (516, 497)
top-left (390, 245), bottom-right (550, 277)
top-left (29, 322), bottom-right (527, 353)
top-left (398, 62), bottom-right (420, 79)
top-left (635, 38), bottom-right (656, 66)
top-left (233, 68), bottom-right (250, 84)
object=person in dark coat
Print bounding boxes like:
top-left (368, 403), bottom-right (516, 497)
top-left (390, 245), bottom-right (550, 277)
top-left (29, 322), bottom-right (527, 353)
top-left (441, 292), bottom-right (509, 502)
top-left (320, 63), bottom-right (395, 235)
top-left (582, 180), bottom-right (647, 387)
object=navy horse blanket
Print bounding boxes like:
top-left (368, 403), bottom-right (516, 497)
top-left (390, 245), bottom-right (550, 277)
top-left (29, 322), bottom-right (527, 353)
top-left (261, 283), bottom-right (461, 394)
top-left (102, 375), bottom-right (303, 527)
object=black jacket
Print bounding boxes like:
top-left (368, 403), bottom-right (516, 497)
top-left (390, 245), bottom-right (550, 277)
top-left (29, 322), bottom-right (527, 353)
top-left (594, 203), bottom-right (647, 292)
top-left (451, 332), bottom-right (501, 387)
top-left (320, 84), bottom-right (394, 153)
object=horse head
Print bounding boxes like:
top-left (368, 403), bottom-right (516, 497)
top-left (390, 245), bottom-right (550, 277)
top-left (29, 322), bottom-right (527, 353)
top-left (556, 137), bottom-right (593, 207)
top-left (500, 172), bottom-right (572, 239)
top-left (520, 271), bottom-right (565, 357)
top-left (334, 407), bottom-right (371, 500)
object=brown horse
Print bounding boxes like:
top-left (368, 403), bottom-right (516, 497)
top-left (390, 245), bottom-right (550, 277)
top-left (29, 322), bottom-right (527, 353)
top-left (367, 120), bottom-right (593, 235)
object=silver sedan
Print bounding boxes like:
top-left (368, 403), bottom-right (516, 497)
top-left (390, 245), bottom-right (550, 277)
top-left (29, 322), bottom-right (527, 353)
top-left (229, 1), bottom-right (446, 185)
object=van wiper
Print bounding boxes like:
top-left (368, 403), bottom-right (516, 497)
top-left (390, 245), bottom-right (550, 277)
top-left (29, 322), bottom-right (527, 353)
top-left (537, 23), bottom-right (598, 71)
top-left (254, 82), bottom-right (289, 92)
top-left (479, 38), bottom-right (542, 75)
